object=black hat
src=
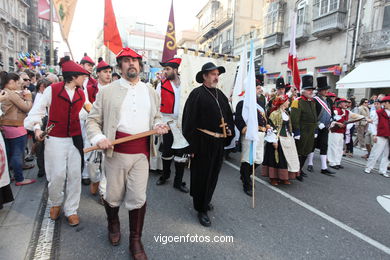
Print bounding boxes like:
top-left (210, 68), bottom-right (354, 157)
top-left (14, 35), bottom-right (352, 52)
top-left (301, 74), bottom-right (315, 90)
top-left (256, 74), bottom-right (264, 86)
top-left (196, 62), bottom-right (226, 83)
top-left (316, 76), bottom-right (331, 90)
top-left (275, 77), bottom-right (285, 89)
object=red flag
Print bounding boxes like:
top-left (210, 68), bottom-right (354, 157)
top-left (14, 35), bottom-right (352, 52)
top-left (288, 12), bottom-right (301, 91)
top-left (162, 0), bottom-right (177, 63)
top-left (38, 0), bottom-right (58, 22)
top-left (104, 0), bottom-right (123, 55)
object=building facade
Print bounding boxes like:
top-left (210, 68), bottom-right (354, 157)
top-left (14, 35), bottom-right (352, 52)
top-left (196, 0), bottom-right (263, 55)
top-left (0, 0), bottom-right (30, 71)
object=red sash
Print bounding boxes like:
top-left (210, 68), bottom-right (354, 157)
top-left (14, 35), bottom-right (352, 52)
top-left (113, 131), bottom-right (150, 159)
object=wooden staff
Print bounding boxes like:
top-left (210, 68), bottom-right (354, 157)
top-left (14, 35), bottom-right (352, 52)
top-left (84, 129), bottom-right (158, 153)
top-left (252, 163), bottom-right (255, 209)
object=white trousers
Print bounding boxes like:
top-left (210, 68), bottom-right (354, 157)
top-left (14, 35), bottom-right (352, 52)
top-left (81, 119), bottom-right (91, 179)
top-left (327, 132), bottom-right (344, 166)
top-left (366, 136), bottom-right (389, 174)
top-left (45, 136), bottom-right (82, 217)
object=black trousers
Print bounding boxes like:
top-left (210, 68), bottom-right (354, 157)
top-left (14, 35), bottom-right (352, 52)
top-left (312, 128), bottom-right (329, 155)
top-left (190, 134), bottom-right (224, 213)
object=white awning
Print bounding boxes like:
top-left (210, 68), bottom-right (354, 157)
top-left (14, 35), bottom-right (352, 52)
top-left (336, 60), bottom-right (390, 89)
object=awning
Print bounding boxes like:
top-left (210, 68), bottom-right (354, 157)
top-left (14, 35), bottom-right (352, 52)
top-left (336, 60), bottom-right (390, 89)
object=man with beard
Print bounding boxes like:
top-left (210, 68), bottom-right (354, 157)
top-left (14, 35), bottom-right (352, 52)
top-left (88, 58), bottom-right (112, 198)
top-left (79, 54), bottom-right (97, 186)
top-left (291, 75), bottom-right (317, 182)
top-left (86, 47), bottom-right (167, 259)
top-left (306, 77), bottom-right (335, 175)
top-left (155, 58), bottom-right (189, 193)
top-left (182, 62), bottom-right (235, 227)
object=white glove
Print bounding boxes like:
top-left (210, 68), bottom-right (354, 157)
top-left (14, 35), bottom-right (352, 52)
top-left (294, 135), bottom-right (300, 140)
top-left (318, 123), bottom-right (325, 130)
top-left (314, 134), bottom-right (318, 138)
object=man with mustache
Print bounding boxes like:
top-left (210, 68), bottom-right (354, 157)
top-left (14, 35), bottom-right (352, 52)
top-left (182, 62), bottom-right (235, 227)
top-left (291, 74), bottom-right (318, 182)
top-left (86, 47), bottom-right (168, 260)
top-left (155, 58), bottom-right (189, 193)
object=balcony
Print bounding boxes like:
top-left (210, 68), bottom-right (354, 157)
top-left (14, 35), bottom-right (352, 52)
top-left (222, 40), bottom-right (232, 54)
top-left (214, 9), bottom-right (233, 31)
top-left (284, 23), bottom-right (310, 44)
top-left (263, 32), bottom-right (283, 51)
top-left (312, 11), bottom-right (346, 38)
top-left (360, 29), bottom-right (390, 58)
top-left (11, 18), bottom-right (21, 29)
top-left (212, 45), bottom-right (219, 53)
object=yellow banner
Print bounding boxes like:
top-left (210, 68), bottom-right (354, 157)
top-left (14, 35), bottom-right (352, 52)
top-left (53, 0), bottom-right (78, 40)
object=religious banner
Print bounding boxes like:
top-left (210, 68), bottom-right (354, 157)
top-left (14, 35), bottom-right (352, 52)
top-left (178, 53), bottom-right (238, 127)
top-left (162, 0), bottom-right (177, 63)
top-left (53, 0), bottom-right (78, 40)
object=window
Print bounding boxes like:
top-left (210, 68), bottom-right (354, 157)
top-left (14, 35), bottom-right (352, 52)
top-left (9, 57), bottom-right (14, 72)
top-left (297, 6), bottom-right (305, 25)
top-left (21, 38), bottom-right (25, 51)
top-left (265, 2), bottom-right (283, 35)
top-left (384, 4), bottom-right (390, 29)
top-left (314, 0), bottom-right (340, 17)
top-left (7, 31), bottom-right (14, 48)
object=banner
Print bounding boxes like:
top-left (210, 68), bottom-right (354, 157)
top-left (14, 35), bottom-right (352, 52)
top-left (38, 0), bottom-right (58, 21)
top-left (162, 0), bottom-right (177, 63)
top-left (53, 0), bottom-right (78, 40)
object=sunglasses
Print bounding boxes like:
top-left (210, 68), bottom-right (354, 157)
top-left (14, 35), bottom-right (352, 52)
top-left (23, 78), bottom-right (31, 82)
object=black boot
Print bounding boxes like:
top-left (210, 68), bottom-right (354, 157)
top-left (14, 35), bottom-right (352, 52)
top-left (156, 159), bottom-right (172, 185)
top-left (240, 163), bottom-right (253, 196)
top-left (129, 203), bottom-right (147, 260)
top-left (103, 200), bottom-right (121, 246)
top-left (173, 162), bottom-right (189, 193)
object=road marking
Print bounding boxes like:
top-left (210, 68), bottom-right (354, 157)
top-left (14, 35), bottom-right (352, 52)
top-left (224, 160), bottom-right (390, 256)
top-left (32, 203), bottom-right (55, 260)
top-left (377, 195), bottom-right (390, 214)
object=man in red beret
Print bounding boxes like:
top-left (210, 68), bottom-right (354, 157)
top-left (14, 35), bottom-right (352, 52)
top-left (80, 54), bottom-right (97, 186)
top-left (86, 47), bottom-right (168, 259)
top-left (155, 58), bottom-right (189, 193)
top-left (88, 58), bottom-right (112, 198)
top-left (24, 56), bottom-right (90, 226)
top-left (364, 96), bottom-right (390, 177)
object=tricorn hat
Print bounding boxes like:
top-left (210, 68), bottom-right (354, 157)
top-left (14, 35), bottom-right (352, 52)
top-left (301, 74), bottom-right (315, 90)
top-left (195, 62), bottom-right (226, 83)
top-left (316, 76), bottom-right (331, 90)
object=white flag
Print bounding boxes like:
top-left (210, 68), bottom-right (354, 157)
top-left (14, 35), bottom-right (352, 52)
top-left (232, 44), bottom-right (247, 111)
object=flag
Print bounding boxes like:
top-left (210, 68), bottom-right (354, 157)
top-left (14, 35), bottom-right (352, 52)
top-left (242, 40), bottom-right (258, 165)
top-left (104, 0), bottom-right (123, 55)
top-left (232, 44), bottom-right (247, 111)
top-left (288, 11), bottom-right (301, 91)
top-left (53, 0), bottom-right (78, 40)
top-left (162, 0), bottom-right (177, 63)
top-left (38, 0), bottom-right (58, 22)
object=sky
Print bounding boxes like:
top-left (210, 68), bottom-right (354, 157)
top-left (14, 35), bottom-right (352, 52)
top-left (55, 0), bottom-right (208, 61)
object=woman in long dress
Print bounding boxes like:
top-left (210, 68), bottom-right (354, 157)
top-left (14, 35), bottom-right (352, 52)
top-left (262, 95), bottom-right (300, 186)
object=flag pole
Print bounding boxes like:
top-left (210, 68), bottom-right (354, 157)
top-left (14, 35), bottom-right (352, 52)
top-left (252, 162), bottom-right (255, 209)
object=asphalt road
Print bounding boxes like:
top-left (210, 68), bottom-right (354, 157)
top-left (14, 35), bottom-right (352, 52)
top-left (54, 153), bottom-right (390, 260)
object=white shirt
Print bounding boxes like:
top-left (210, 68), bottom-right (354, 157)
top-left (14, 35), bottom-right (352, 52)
top-left (117, 78), bottom-right (151, 134)
top-left (82, 78), bottom-right (91, 104)
top-left (24, 85), bottom-right (76, 131)
top-left (370, 108), bottom-right (390, 136)
top-left (156, 80), bottom-right (181, 119)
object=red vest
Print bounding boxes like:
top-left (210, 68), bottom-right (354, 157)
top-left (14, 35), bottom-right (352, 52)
top-left (160, 80), bottom-right (175, 114)
top-left (86, 77), bottom-right (98, 103)
top-left (48, 82), bottom-right (85, 137)
top-left (332, 108), bottom-right (349, 134)
top-left (376, 109), bottom-right (390, 137)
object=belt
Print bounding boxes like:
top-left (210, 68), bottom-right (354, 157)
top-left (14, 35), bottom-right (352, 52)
top-left (0, 119), bottom-right (25, 127)
top-left (197, 128), bottom-right (225, 138)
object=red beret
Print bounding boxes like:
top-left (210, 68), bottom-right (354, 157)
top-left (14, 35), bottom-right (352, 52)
top-left (61, 59), bottom-right (90, 75)
top-left (272, 94), bottom-right (289, 109)
top-left (116, 47), bottom-right (142, 60)
top-left (80, 55), bottom-right (95, 65)
top-left (336, 98), bottom-right (348, 104)
top-left (96, 59), bottom-right (112, 72)
top-left (380, 95), bottom-right (390, 102)
top-left (160, 58), bottom-right (181, 68)
top-left (326, 92), bottom-right (337, 97)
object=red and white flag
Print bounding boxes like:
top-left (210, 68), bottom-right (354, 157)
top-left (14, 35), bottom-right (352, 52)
top-left (288, 12), bottom-right (301, 91)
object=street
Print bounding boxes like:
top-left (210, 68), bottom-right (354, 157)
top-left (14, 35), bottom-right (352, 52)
top-left (3, 151), bottom-right (388, 260)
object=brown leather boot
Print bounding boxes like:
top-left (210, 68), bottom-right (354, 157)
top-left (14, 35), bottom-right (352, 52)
top-left (103, 200), bottom-right (121, 246)
top-left (129, 203), bottom-right (147, 260)
top-left (90, 182), bottom-right (100, 195)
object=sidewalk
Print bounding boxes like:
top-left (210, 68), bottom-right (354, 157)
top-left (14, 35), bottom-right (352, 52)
top-left (0, 165), bottom-right (46, 260)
